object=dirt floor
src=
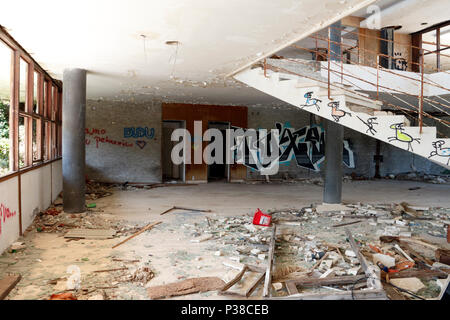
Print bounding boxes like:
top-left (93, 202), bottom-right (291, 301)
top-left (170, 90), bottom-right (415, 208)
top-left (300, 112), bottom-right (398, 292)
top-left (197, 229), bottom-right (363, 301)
top-left (1, 179), bottom-right (449, 300)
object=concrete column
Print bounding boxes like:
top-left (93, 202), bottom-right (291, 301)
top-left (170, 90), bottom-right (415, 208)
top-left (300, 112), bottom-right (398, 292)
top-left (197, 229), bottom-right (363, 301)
top-left (323, 21), bottom-right (344, 204)
top-left (323, 119), bottom-right (344, 203)
top-left (62, 68), bottom-right (86, 213)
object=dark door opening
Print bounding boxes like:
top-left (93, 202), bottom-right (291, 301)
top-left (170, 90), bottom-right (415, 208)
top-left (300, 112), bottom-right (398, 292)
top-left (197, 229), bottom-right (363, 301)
top-left (207, 121), bottom-right (230, 182)
top-left (162, 120), bottom-right (185, 182)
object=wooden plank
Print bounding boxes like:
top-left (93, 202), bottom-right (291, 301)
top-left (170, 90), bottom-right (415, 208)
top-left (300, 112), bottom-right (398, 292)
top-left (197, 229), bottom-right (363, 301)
top-left (285, 281), bottom-right (299, 295)
top-left (345, 228), bottom-right (383, 290)
top-left (245, 272), bottom-right (265, 297)
top-left (290, 275), bottom-right (367, 287)
top-left (160, 206), bottom-right (176, 215)
top-left (263, 224), bottom-right (277, 297)
top-left (147, 277), bottom-right (225, 299)
top-left (221, 265), bottom-right (248, 292)
top-left (0, 274), bottom-right (21, 300)
top-left (270, 289), bottom-right (387, 300)
top-left (112, 221), bottom-right (162, 249)
top-left (386, 269), bottom-right (448, 280)
top-left (64, 228), bottom-right (116, 239)
top-left (332, 220), bottom-right (362, 228)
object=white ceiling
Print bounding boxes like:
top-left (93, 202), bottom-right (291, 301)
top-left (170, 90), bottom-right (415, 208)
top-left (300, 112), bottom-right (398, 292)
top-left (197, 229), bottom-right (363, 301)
top-left (0, 0), bottom-right (375, 105)
top-left (354, 0), bottom-right (450, 34)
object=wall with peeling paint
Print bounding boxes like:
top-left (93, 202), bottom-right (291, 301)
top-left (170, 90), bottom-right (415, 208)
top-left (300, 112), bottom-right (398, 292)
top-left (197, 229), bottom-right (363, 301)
top-left (85, 100), bottom-right (162, 183)
top-left (0, 160), bottom-right (62, 254)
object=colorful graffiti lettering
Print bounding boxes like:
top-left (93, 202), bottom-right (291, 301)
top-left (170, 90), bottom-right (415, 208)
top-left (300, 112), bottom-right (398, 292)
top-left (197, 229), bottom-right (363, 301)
top-left (429, 140), bottom-right (450, 165)
top-left (0, 203), bottom-right (17, 235)
top-left (388, 123), bottom-right (420, 152)
top-left (233, 122), bottom-right (355, 172)
top-left (124, 127), bottom-right (155, 139)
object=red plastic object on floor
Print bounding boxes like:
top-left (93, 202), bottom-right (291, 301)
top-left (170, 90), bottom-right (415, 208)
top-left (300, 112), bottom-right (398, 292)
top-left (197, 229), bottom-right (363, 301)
top-left (252, 208), bottom-right (272, 226)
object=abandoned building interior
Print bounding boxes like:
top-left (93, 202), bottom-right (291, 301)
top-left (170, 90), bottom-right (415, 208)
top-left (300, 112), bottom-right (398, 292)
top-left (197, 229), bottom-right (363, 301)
top-left (0, 0), bottom-right (449, 301)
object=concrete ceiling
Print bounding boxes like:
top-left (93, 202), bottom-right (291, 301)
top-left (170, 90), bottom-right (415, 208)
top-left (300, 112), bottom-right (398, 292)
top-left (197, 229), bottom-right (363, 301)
top-left (354, 0), bottom-right (450, 34)
top-left (0, 0), bottom-right (375, 105)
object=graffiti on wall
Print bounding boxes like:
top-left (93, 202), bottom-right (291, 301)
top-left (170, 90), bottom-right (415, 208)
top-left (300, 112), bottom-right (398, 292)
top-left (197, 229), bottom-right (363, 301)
top-left (429, 140), bottom-right (450, 165)
top-left (124, 127), bottom-right (155, 139)
top-left (327, 101), bottom-right (352, 123)
top-left (394, 52), bottom-right (408, 71)
top-left (388, 123), bottom-right (420, 152)
top-left (357, 116), bottom-right (378, 136)
top-left (234, 122), bottom-right (355, 172)
top-left (85, 128), bottom-right (134, 149)
top-left (0, 203), bottom-right (17, 235)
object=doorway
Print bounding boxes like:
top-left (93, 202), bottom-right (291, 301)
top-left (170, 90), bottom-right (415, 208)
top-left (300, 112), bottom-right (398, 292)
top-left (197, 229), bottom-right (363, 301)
top-left (162, 120), bottom-right (185, 182)
top-left (207, 121), bottom-right (230, 182)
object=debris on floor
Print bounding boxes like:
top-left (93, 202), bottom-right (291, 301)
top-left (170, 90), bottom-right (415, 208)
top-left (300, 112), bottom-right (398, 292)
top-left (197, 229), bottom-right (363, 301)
top-left (147, 277), bottom-right (225, 299)
top-left (0, 274), bottom-right (21, 300)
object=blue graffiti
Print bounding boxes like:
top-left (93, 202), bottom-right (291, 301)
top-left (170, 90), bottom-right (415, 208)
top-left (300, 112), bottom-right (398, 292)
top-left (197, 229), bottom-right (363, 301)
top-left (124, 127), bottom-right (155, 139)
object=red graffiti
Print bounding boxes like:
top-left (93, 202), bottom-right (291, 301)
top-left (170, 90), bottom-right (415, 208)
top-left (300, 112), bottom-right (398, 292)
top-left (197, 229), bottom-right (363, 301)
top-left (0, 203), bottom-right (17, 235)
top-left (85, 135), bottom-right (133, 148)
top-left (86, 128), bottom-right (106, 136)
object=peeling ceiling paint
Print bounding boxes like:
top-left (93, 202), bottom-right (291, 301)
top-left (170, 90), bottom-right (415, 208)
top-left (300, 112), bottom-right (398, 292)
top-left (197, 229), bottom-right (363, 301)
top-left (1, 0), bottom-right (378, 105)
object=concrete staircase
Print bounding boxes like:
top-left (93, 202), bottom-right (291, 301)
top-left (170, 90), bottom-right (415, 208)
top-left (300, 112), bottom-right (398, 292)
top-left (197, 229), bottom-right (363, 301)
top-left (234, 67), bottom-right (450, 169)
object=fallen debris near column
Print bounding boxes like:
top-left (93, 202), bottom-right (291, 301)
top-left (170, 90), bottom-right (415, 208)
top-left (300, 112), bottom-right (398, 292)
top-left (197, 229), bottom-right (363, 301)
top-left (0, 274), bottom-right (21, 300)
top-left (147, 277), bottom-right (225, 299)
top-left (112, 221), bottom-right (162, 248)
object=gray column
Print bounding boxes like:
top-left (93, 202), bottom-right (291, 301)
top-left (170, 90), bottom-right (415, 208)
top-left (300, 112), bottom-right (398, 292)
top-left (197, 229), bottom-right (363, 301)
top-left (323, 21), bottom-right (344, 204)
top-left (62, 68), bottom-right (86, 213)
top-left (323, 119), bottom-right (344, 203)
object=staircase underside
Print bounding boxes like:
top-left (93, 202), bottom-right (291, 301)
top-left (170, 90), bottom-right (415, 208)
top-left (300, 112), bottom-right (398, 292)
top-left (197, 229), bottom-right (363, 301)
top-left (234, 66), bottom-right (450, 170)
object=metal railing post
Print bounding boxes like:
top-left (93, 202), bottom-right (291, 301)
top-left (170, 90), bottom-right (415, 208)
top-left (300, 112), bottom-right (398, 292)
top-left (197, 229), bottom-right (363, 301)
top-left (376, 55), bottom-right (379, 100)
top-left (419, 50), bottom-right (424, 134)
top-left (328, 27), bottom-right (331, 100)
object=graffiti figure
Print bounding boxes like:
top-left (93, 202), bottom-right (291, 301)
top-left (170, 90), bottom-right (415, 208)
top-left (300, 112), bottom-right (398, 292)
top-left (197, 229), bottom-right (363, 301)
top-left (429, 140), bottom-right (450, 165)
top-left (300, 92), bottom-right (322, 111)
top-left (357, 116), bottom-right (378, 136)
top-left (388, 123), bottom-right (420, 152)
top-left (394, 53), bottom-right (408, 71)
top-left (327, 101), bottom-right (352, 122)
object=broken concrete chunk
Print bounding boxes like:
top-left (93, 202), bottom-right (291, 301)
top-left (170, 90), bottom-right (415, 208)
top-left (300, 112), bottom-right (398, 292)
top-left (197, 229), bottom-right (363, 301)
top-left (347, 266), bottom-right (361, 276)
top-left (250, 248), bottom-right (261, 255)
top-left (390, 277), bottom-right (425, 293)
top-left (345, 249), bottom-right (356, 258)
top-left (257, 254), bottom-right (266, 261)
top-left (214, 251), bottom-right (223, 257)
top-left (373, 253), bottom-right (396, 268)
top-left (272, 282), bottom-right (283, 291)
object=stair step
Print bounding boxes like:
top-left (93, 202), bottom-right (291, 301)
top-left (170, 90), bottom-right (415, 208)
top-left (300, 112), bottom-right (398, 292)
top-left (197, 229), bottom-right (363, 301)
top-left (405, 126), bottom-right (437, 137)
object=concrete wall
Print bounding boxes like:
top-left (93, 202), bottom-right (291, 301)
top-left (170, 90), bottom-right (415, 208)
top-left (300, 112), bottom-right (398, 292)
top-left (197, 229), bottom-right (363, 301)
top-left (247, 104), bottom-right (448, 179)
top-left (0, 159), bottom-right (62, 254)
top-left (85, 100), bottom-right (162, 183)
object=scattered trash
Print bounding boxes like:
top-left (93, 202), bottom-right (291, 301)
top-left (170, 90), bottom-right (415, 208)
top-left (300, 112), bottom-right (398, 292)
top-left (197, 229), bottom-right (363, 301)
top-left (252, 208), bottom-right (272, 226)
